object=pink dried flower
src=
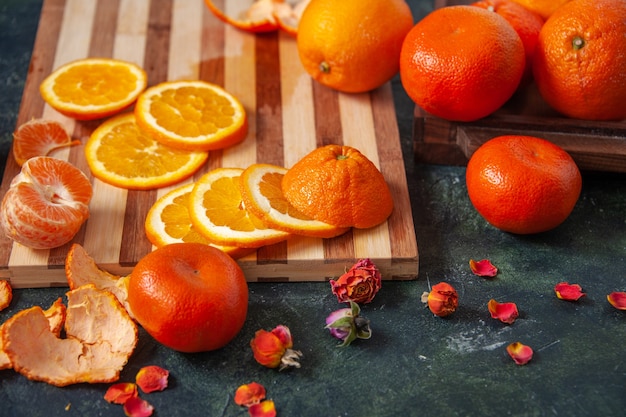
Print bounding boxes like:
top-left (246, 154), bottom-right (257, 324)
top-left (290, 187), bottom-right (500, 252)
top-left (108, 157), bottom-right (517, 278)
top-left (330, 259), bottom-right (381, 304)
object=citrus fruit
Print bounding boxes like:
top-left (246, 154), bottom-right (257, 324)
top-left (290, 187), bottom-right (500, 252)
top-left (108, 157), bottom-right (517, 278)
top-left (281, 145), bottom-right (393, 229)
top-left (2, 284), bottom-right (137, 386)
top-left (472, 0), bottom-right (544, 83)
top-left (144, 183), bottom-right (254, 258)
top-left (1, 156), bottom-right (92, 249)
top-left (296, 0), bottom-right (414, 93)
top-left (12, 119), bottom-right (80, 166)
top-left (189, 168), bottom-right (290, 248)
top-left (40, 58), bottom-right (147, 121)
top-left (127, 242), bottom-right (248, 352)
top-left (532, 0), bottom-right (626, 121)
top-left (399, 5), bottom-right (525, 122)
top-left (134, 80), bottom-right (248, 151)
top-left (239, 163), bottom-right (349, 238)
top-left (509, 0), bottom-right (570, 20)
top-left (465, 135), bottom-right (582, 234)
top-left (0, 280), bottom-right (11, 311)
top-left (85, 113), bottom-right (208, 190)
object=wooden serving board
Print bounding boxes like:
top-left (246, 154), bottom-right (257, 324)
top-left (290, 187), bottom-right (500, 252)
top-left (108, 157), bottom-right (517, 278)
top-left (0, 0), bottom-right (418, 288)
top-left (414, 0), bottom-right (626, 173)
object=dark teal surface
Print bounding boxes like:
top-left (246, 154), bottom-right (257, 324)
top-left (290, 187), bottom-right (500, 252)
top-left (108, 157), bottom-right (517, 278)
top-left (1, 1), bottom-right (626, 416)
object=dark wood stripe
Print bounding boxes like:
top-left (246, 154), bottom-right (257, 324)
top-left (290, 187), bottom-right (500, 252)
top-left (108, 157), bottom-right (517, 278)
top-left (371, 86), bottom-right (418, 264)
top-left (88, 0), bottom-right (120, 58)
top-left (0, 0), bottom-right (67, 268)
top-left (119, 0), bottom-right (173, 264)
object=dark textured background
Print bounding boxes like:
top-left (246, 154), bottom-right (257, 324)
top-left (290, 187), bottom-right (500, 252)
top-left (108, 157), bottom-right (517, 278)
top-left (1, 1), bottom-right (626, 416)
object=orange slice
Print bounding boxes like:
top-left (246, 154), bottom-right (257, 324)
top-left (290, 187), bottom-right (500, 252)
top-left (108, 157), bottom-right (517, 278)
top-left (189, 167), bottom-right (290, 248)
top-left (12, 119), bottom-right (80, 166)
top-left (239, 163), bottom-right (348, 238)
top-left (134, 80), bottom-right (248, 151)
top-left (204, 0), bottom-right (309, 35)
top-left (40, 58), bottom-right (147, 121)
top-left (144, 183), bottom-right (254, 258)
top-left (85, 113), bottom-right (208, 190)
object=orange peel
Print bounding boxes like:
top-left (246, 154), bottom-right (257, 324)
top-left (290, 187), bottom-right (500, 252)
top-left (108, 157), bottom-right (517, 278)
top-left (65, 243), bottom-right (133, 318)
top-left (0, 280), bottom-right (12, 312)
top-left (1, 284), bottom-right (137, 386)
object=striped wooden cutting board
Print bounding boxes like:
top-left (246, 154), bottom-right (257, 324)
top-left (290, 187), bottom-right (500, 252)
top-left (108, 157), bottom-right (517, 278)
top-left (0, 0), bottom-right (418, 288)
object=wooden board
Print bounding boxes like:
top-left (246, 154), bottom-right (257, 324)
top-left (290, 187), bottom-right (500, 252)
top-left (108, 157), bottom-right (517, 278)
top-left (414, 0), bottom-right (626, 173)
top-left (0, 0), bottom-right (418, 288)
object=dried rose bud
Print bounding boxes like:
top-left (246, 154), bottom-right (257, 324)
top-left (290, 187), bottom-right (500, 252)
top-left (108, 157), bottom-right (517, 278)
top-left (427, 282), bottom-right (458, 317)
top-left (330, 258), bottom-right (382, 304)
top-left (325, 301), bottom-right (371, 347)
top-left (506, 342), bottom-right (533, 365)
top-left (554, 282), bottom-right (585, 301)
top-left (250, 325), bottom-right (302, 371)
top-left (234, 382), bottom-right (266, 407)
top-left (469, 259), bottom-right (498, 277)
top-left (488, 299), bottom-right (519, 324)
top-left (607, 291), bottom-right (626, 310)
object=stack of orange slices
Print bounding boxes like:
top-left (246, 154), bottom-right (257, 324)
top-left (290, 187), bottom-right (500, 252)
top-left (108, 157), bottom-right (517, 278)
top-left (144, 145), bottom-right (394, 252)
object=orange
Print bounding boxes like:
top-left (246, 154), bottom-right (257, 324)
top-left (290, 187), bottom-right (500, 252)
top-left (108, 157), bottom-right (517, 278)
top-left (509, 0), bottom-right (571, 20)
top-left (472, 0), bottom-right (544, 84)
top-left (85, 113), bottom-right (208, 190)
top-left (189, 168), bottom-right (290, 248)
top-left (127, 243), bottom-right (248, 352)
top-left (1, 156), bottom-right (93, 249)
top-left (296, 0), bottom-right (414, 93)
top-left (239, 163), bottom-right (349, 238)
top-left (40, 58), bottom-right (147, 121)
top-left (281, 145), bottom-right (393, 229)
top-left (399, 5), bottom-right (525, 122)
top-left (532, 0), bottom-right (626, 121)
top-left (134, 80), bottom-right (248, 152)
top-left (465, 135), bottom-right (582, 234)
top-left (12, 119), bottom-right (80, 166)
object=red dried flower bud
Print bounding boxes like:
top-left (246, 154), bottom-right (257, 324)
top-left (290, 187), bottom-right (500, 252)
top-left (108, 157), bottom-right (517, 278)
top-left (427, 282), bottom-right (458, 317)
top-left (250, 325), bottom-right (302, 371)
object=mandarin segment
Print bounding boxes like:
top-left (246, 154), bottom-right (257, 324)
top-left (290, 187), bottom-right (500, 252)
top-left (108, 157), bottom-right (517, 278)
top-left (40, 58), bottom-right (147, 121)
top-left (144, 183), bottom-right (254, 258)
top-left (189, 168), bottom-right (290, 248)
top-left (281, 145), bottom-right (394, 229)
top-left (296, 0), bottom-right (413, 93)
top-left (85, 113), bottom-right (208, 190)
top-left (134, 80), bottom-right (248, 151)
top-left (0, 156), bottom-right (92, 249)
top-left (12, 119), bottom-right (80, 166)
top-left (239, 163), bottom-right (349, 238)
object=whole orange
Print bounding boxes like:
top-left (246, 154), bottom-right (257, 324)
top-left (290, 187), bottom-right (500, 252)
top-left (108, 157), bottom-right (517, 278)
top-left (472, 0), bottom-right (544, 84)
top-left (281, 145), bottom-right (394, 229)
top-left (509, 0), bottom-right (571, 20)
top-left (400, 6), bottom-right (525, 122)
top-left (466, 135), bottom-right (582, 234)
top-left (532, 0), bottom-right (626, 121)
top-left (296, 0), bottom-right (414, 93)
top-left (127, 243), bottom-right (248, 352)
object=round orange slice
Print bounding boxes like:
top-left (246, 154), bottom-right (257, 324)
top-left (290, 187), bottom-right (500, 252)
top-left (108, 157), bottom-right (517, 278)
top-left (189, 167), bottom-right (290, 248)
top-left (144, 183), bottom-right (254, 258)
top-left (12, 119), bottom-right (80, 166)
top-left (85, 113), bottom-right (208, 190)
top-left (239, 163), bottom-right (348, 238)
top-left (134, 80), bottom-right (248, 152)
top-left (40, 58), bottom-right (147, 121)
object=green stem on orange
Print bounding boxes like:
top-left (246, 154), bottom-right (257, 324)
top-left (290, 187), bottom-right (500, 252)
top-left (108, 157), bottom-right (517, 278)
top-left (319, 61), bottom-right (331, 74)
top-left (572, 36), bottom-right (585, 51)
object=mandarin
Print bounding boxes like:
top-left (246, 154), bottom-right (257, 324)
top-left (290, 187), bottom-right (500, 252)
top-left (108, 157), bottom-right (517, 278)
top-left (296, 0), bottom-right (413, 93)
top-left (1, 156), bottom-right (92, 249)
top-left (466, 135), bottom-right (582, 235)
top-left (127, 243), bottom-right (248, 353)
top-left (472, 0), bottom-right (544, 84)
top-left (281, 145), bottom-right (393, 229)
top-left (532, 0), bottom-right (626, 121)
top-left (12, 119), bottom-right (80, 167)
top-left (509, 0), bottom-right (570, 20)
top-left (400, 5), bottom-right (525, 122)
